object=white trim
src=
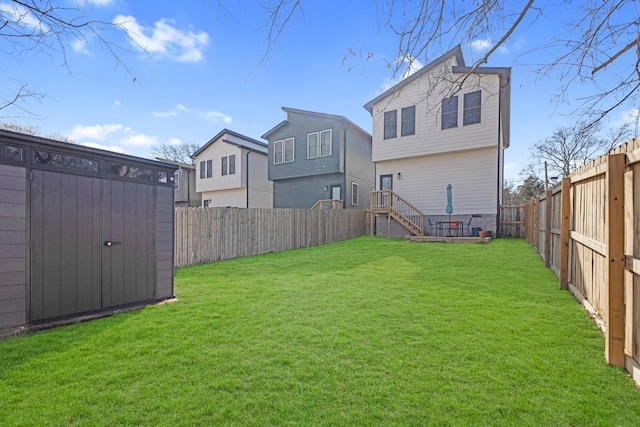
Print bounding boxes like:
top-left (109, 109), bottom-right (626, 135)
top-left (351, 182), bottom-right (359, 206)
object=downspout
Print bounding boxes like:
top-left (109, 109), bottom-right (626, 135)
top-left (246, 150), bottom-right (250, 208)
top-left (343, 122), bottom-right (350, 209)
top-left (186, 168), bottom-right (191, 207)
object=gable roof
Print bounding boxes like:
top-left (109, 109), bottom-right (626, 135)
top-left (364, 45), bottom-right (465, 114)
top-left (261, 107), bottom-right (371, 140)
top-left (192, 128), bottom-right (268, 158)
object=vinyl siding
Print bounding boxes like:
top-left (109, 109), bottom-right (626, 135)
top-left (0, 165), bottom-right (26, 328)
top-left (247, 151), bottom-right (273, 208)
top-left (155, 186), bottom-right (174, 299)
top-left (201, 189), bottom-right (247, 208)
top-left (273, 173), bottom-right (344, 209)
top-left (345, 126), bottom-right (375, 207)
top-left (268, 112), bottom-right (343, 181)
top-left (376, 146), bottom-right (498, 215)
top-left (195, 141), bottom-right (243, 193)
top-left (371, 56), bottom-right (501, 162)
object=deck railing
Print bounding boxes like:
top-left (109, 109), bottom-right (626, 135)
top-left (311, 199), bottom-right (343, 210)
top-left (370, 190), bottom-right (424, 235)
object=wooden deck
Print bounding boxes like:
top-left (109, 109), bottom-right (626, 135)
top-left (406, 235), bottom-right (491, 243)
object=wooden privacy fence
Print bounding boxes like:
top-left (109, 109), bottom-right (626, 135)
top-left (499, 205), bottom-right (525, 237)
top-left (522, 136), bottom-right (640, 384)
top-left (175, 207), bottom-right (368, 267)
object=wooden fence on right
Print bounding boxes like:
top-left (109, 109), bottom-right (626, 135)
top-left (523, 136), bottom-right (640, 384)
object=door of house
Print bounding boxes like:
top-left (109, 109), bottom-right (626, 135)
top-left (380, 174), bottom-right (393, 207)
top-left (30, 170), bottom-right (156, 321)
top-left (330, 185), bottom-right (341, 200)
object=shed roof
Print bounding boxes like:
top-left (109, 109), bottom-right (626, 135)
top-left (261, 107), bottom-right (371, 140)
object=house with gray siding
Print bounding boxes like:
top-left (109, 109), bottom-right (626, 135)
top-left (262, 107), bottom-right (374, 209)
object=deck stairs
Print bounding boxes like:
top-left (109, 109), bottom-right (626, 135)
top-left (370, 190), bottom-right (424, 235)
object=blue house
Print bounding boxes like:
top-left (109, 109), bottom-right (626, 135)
top-left (262, 107), bottom-right (374, 209)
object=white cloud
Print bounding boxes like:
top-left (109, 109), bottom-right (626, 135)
top-left (71, 38), bottom-right (90, 54)
top-left (81, 142), bottom-right (128, 154)
top-left (69, 124), bottom-right (123, 141)
top-left (113, 100), bottom-right (122, 107)
top-left (121, 133), bottom-right (157, 147)
top-left (152, 110), bottom-right (178, 118)
top-left (86, 0), bottom-right (113, 5)
top-left (169, 138), bottom-right (183, 145)
top-left (113, 15), bottom-right (209, 62)
top-left (205, 111), bottom-right (232, 123)
top-left (469, 39), bottom-right (492, 52)
top-left (401, 57), bottom-right (424, 80)
top-left (0, 2), bottom-right (47, 32)
top-left (617, 108), bottom-right (640, 126)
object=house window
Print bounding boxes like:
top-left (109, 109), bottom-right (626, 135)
top-left (229, 155), bottom-right (235, 174)
top-left (307, 129), bottom-right (332, 158)
top-left (221, 157), bottom-right (228, 175)
top-left (463, 90), bottom-right (481, 125)
top-left (384, 110), bottom-right (397, 139)
top-left (307, 132), bottom-right (318, 158)
top-left (351, 182), bottom-right (359, 206)
top-left (174, 171), bottom-right (180, 190)
top-left (441, 96), bottom-right (458, 129)
top-left (206, 160), bottom-right (213, 178)
top-left (200, 161), bottom-right (205, 179)
top-left (273, 138), bottom-right (295, 164)
top-left (320, 130), bottom-right (331, 156)
top-left (401, 106), bottom-right (415, 136)
top-left (203, 200), bottom-right (210, 208)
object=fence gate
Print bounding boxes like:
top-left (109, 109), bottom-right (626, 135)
top-left (30, 170), bottom-right (156, 321)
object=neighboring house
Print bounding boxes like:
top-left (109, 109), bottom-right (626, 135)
top-left (156, 159), bottom-right (201, 207)
top-left (192, 129), bottom-right (273, 208)
top-left (262, 107), bottom-right (374, 209)
top-left (364, 45), bottom-right (511, 237)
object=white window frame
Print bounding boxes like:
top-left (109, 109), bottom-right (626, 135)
top-left (273, 138), bottom-right (295, 164)
top-left (221, 156), bottom-right (228, 176)
top-left (307, 132), bottom-right (319, 159)
top-left (441, 96), bottom-right (458, 130)
top-left (351, 182), bottom-right (358, 206)
top-left (173, 171), bottom-right (180, 190)
top-left (384, 110), bottom-right (397, 139)
top-left (401, 106), bottom-right (416, 137)
top-left (307, 129), bottom-right (332, 159)
top-left (229, 154), bottom-right (236, 175)
top-left (463, 90), bottom-right (482, 126)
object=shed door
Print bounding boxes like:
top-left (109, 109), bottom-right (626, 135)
top-left (30, 171), bottom-right (156, 321)
top-left (101, 180), bottom-right (156, 308)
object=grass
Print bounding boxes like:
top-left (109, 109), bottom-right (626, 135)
top-left (1, 236), bottom-right (640, 426)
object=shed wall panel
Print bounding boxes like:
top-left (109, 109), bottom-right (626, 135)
top-left (0, 164), bottom-right (26, 328)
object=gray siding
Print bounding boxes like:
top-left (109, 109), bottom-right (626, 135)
top-left (345, 126), bottom-right (375, 208)
top-left (273, 173), bottom-right (344, 209)
top-left (0, 165), bottom-right (26, 328)
top-left (268, 112), bottom-right (344, 181)
top-left (156, 186), bottom-right (174, 299)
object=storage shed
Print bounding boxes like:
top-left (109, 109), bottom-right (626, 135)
top-left (0, 129), bottom-right (178, 330)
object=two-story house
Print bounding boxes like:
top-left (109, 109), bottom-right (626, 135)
top-left (262, 107), bottom-right (374, 209)
top-left (155, 159), bottom-right (201, 207)
top-left (192, 129), bottom-right (273, 208)
top-left (364, 45), bottom-right (511, 237)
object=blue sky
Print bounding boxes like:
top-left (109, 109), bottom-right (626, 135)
top-left (2, 0), bottom-right (638, 185)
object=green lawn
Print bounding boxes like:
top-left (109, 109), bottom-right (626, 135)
top-left (2, 237), bottom-right (640, 426)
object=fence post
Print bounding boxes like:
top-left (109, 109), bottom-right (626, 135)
top-left (606, 153), bottom-right (625, 367)
top-left (544, 189), bottom-right (552, 267)
top-left (559, 177), bottom-right (571, 290)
